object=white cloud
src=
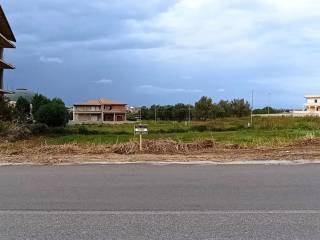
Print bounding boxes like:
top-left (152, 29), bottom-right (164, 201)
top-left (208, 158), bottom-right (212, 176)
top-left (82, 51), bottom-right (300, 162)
top-left (39, 56), bottom-right (63, 64)
top-left (217, 88), bottom-right (225, 93)
top-left (94, 78), bottom-right (113, 84)
top-left (137, 85), bottom-right (203, 94)
top-left (128, 0), bottom-right (320, 65)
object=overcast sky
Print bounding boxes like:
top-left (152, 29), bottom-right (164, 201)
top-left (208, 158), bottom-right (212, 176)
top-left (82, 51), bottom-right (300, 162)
top-left (2, 0), bottom-right (320, 108)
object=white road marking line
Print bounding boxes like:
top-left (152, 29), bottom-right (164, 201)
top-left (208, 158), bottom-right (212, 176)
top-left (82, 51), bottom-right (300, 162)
top-left (1, 210), bottom-right (320, 215)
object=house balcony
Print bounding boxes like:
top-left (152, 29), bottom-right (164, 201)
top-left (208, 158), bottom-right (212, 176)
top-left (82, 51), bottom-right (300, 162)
top-left (102, 110), bottom-right (126, 114)
top-left (0, 33), bottom-right (15, 48)
top-left (0, 59), bottom-right (14, 69)
top-left (74, 110), bottom-right (101, 114)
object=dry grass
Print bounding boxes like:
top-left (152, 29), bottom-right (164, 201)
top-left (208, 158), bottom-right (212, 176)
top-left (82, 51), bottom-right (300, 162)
top-left (112, 140), bottom-right (217, 154)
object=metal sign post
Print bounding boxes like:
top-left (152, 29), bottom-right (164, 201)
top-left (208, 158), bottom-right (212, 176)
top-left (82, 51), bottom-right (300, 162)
top-left (134, 124), bottom-right (149, 152)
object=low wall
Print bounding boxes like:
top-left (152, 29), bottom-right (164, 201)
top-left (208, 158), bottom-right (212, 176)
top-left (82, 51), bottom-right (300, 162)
top-left (253, 112), bottom-right (320, 117)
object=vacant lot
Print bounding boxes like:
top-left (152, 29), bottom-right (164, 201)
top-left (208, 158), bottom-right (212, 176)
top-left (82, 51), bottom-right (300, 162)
top-left (1, 117), bottom-right (320, 164)
top-left (43, 117), bottom-right (320, 146)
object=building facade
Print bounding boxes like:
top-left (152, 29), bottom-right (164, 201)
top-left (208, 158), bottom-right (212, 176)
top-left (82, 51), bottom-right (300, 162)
top-left (304, 95), bottom-right (320, 113)
top-left (0, 6), bottom-right (15, 99)
top-left (73, 99), bottom-right (127, 123)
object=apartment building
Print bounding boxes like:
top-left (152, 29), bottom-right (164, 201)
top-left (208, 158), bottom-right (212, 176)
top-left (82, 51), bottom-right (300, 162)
top-left (0, 5), bottom-right (15, 98)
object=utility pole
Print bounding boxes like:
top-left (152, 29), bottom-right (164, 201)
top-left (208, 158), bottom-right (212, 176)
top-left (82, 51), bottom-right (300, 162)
top-left (154, 106), bottom-right (157, 123)
top-left (267, 92), bottom-right (270, 115)
top-left (188, 103), bottom-right (191, 125)
top-left (251, 90), bottom-right (254, 127)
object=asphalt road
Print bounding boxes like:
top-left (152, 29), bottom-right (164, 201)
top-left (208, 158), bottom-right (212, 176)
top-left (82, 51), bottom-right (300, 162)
top-left (1, 164), bottom-right (320, 239)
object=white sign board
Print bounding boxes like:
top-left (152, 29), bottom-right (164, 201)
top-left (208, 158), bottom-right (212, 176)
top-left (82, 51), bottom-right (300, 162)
top-left (134, 124), bottom-right (148, 135)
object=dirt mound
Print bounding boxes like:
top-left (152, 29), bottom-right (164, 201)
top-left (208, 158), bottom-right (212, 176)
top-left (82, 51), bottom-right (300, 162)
top-left (112, 140), bottom-right (216, 154)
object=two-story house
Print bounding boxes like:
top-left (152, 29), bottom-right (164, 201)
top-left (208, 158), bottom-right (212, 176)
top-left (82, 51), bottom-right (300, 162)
top-left (73, 98), bottom-right (127, 123)
top-left (304, 95), bottom-right (320, 113)
top-left (0, 5), bottom-right (16, 99)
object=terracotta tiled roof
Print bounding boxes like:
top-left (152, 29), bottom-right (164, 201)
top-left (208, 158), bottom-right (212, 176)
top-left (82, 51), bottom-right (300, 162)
top-left (99, 98), bottom-right (126, 105)
top-left (74, 98), bottom-right (126, 106)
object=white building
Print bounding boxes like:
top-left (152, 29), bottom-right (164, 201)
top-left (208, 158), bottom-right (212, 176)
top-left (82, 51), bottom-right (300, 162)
top-left (304, 95), bottom-right (320, 113)
top-left (291, 95), bottom-right (320, 116)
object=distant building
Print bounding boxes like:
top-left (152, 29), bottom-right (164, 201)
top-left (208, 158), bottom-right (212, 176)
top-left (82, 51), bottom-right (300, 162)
top-left (289, 95), bottom-right (320, 117)
top-left (127, 106), bottom-right (140, 114)
top-left (73, 98), bottom-right (127, 123)
top-left (304, 95), bottom-right (320, 113)
top-left (0, 5), bottom-right (16, 99)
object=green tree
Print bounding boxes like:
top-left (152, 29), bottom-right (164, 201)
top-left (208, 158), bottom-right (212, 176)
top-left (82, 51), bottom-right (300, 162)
top-left (217, 100), bottom-right (232, 117)
top-left (173, 103), bottom-right (189, 121)
top-left (140, 106), bottom-right (149, 120)
top-left (51, 97), bottom-right (65, 105)
top-left (230, 99), bottom-right (251, 117)
top-left (253, 107), bottom-right (283, 114)
top-left (0, 98), bottom-right (13, 121)
top-left (212, 103), bottom-right (225, 118)
top-left (34, 102), bottom-right (69, 127)
top-left (194, 96), bottom-right (214, 120)
top-left (14, 97), bottom-right (31, 122)
top-left (31, 94), bottom-right (50, 116)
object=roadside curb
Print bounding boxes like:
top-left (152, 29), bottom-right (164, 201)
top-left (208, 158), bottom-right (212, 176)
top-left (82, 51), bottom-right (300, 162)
top-left (1, 160), bottom-right (320, 166)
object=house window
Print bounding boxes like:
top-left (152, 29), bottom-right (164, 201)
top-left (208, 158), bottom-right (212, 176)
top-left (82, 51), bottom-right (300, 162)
top-left (104, 105), bottom-right (112, 110)
top-left (315, 99), bottom-right (318, 104)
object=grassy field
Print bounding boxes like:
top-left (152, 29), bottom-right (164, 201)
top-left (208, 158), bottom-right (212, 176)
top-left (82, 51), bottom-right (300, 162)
top-left (38, 116), bottom-right (320, 146)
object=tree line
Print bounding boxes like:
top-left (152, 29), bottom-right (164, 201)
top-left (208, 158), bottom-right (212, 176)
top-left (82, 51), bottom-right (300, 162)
top-left (135, 96), bottom-right (252, 121)
top-left (0, 94), bottom-right (69, 127)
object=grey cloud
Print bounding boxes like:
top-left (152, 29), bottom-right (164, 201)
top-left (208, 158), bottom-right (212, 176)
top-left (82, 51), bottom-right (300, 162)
top-left (137, 85), bottom-right (203, 94)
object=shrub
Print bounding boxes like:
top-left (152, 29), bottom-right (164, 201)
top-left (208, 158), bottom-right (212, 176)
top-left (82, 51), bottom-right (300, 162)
top-left (0, 99), bottom-right (13, 121)
top-left (30, 123), bottom-right (49, 134)
top-left (78, 125), bottom-right (90, 134)
top-left (34, 102), bottom-right (69, 127)
top-left (126, 113), bottom-right (137, 121)
top-left (190, 125), bottom-right (208, 132)
top-left (49, 127), bottom-right (70, 134)
top-left (0, 121), bottom-right (8, 135)
top-left (6, 123), bottom-right (31, 142)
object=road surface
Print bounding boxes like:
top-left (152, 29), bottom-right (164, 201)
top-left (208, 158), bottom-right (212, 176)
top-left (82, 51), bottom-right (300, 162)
top-left (1, 164), bottom-right (320, 239)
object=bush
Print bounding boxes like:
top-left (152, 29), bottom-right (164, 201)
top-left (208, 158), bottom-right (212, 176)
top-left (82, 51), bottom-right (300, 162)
top-left (0, 121), bottom-right (8, 135)
top-left (5, 123), bottom-right (31, 142)
top-left (126, 113), bottom-right (137, 121)
top-left (78, 125), bottom-right (90, 135)
top-left (30, 123), bottom-right (49, 134)
top-left (34, 102), bottom-right (69, 127)
top-left (49, 127), bottom-right (70, 134)
top-left (0, 99), bottom-right (13, 121)
top-left (190, 125), bottom-right (208, 132)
